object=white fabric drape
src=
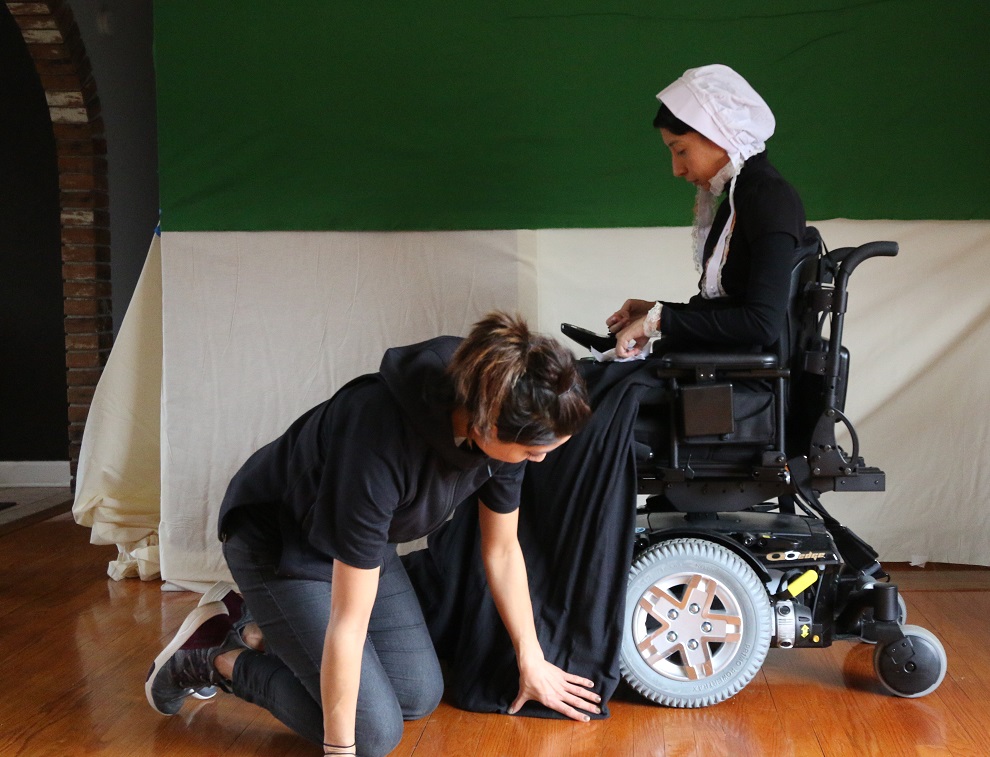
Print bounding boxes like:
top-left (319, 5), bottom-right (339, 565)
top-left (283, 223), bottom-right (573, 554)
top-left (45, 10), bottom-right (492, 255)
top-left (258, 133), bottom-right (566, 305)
top-left (158, 230), bottom-right (538, 589)
top-left (73, 234), bottom-right (164, 581)
top-left (74, 221), bottom-right (990, 584)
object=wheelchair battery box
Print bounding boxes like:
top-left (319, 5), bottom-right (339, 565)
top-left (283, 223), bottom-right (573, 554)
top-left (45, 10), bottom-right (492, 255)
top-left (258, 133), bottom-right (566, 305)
top-left (680, 383), bottom-right (735, 437)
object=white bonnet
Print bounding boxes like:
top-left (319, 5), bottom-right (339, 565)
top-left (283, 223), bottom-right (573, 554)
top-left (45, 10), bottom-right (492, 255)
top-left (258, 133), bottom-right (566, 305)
top-left (657, 64), bottom-right (775, 163)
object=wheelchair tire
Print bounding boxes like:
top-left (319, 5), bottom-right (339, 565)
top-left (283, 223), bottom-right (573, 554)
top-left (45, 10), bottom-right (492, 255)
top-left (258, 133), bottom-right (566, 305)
top-left (620, 538), bottom-right (772, 708)
top-left (873, 624), bottom-right (947, 698)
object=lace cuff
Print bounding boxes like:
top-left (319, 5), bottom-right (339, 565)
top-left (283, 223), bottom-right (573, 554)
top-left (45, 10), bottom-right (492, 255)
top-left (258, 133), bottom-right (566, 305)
top-left (644, 301), bottom-right (663, 338)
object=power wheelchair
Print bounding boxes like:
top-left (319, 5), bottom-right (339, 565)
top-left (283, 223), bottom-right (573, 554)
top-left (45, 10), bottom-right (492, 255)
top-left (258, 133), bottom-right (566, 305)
top-left (562, 229), bottom-right (947, 707)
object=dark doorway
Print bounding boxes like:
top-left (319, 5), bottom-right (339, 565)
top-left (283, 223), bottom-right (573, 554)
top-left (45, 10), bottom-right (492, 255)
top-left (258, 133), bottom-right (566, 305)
top-left (0, 5), bottom-right (68, 461)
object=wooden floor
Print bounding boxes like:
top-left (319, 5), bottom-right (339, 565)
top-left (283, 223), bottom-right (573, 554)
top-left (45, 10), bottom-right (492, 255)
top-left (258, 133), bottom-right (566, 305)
top-left (2, 512), bottom-right (989, 757)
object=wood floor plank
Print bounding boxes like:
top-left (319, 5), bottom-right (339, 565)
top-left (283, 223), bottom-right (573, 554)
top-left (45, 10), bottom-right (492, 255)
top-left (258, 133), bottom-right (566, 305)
top-left (608, 698), bottom-right (668, 757)
top-left (820, 643), bottom-right (960, 755)
top-left (409, 704), bottom-right (487, 755)
top-left (4, 512), bottom-right (990, 756)
top-left (478, 711), bottom-right (574, 757)
top-left (392, 711), bottom-right (432, 757)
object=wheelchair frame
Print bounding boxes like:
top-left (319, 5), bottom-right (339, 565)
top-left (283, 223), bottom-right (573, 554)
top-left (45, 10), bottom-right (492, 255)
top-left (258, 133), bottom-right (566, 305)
top-left (567, 230), bottom-right (947, 706)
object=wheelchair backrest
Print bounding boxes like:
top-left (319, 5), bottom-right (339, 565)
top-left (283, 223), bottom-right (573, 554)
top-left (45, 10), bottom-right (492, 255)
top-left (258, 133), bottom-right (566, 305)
top-left (774, 226), bottom-right (824, 370)
top-left (779, 228), bottom-right (841, 457)
top-left (781, 232), bottom-right (899, 458)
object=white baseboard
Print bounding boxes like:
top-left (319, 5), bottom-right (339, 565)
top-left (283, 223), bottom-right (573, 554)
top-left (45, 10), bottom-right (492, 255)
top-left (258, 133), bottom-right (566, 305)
top-left (0, 461), bottom-right (71, 487)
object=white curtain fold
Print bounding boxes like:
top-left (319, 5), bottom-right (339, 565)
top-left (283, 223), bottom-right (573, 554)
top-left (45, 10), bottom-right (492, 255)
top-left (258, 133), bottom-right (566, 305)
top-left (73, 234), bottom-right (164, 580)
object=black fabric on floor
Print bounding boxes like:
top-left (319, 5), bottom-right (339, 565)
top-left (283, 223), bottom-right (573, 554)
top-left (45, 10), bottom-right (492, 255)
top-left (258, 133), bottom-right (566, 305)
top-left (402, 360), bottom-right (665, 718)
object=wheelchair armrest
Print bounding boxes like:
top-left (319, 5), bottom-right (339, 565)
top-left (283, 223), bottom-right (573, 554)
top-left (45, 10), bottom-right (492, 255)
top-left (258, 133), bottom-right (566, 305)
top-left (659, 352), bottom-right (779, 370)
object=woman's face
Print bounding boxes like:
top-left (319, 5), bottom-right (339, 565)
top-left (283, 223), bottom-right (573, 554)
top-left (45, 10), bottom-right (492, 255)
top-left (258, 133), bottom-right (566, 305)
top-left (472, 433), bottom-right (572, 464)
top-left (659, 127), bottom-right (730, 191)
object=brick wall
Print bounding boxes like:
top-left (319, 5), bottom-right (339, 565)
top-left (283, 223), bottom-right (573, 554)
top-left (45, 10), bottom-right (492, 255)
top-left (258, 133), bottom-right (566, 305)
top-left (6, 0), bottom-right (111, 486)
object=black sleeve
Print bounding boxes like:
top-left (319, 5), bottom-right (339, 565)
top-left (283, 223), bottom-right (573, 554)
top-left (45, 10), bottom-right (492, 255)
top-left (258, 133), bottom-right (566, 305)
top-left (659, 231), bottom-right (798, 347)
top-left (304, 394), bottom-right (406, 571)
top-left (316, 444), bottom-right (403, 570)
top-left (477, 460), bottom-right (526, 514)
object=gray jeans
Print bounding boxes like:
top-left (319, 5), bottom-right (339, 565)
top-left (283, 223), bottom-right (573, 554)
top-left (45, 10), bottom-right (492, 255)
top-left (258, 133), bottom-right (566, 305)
top-left (222, 519), bottom-right (443, 757)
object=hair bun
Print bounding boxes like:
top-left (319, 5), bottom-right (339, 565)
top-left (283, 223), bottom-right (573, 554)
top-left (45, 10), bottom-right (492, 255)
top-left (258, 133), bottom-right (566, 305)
top-left (448, 311), bottom-right (590, 444)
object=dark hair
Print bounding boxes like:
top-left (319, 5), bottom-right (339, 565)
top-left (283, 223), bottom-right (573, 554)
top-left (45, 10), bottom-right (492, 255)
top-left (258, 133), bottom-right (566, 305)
top-left (653, 103), bottom-right (695, 135)
top-left (448, 311), bottom-right (591, 446)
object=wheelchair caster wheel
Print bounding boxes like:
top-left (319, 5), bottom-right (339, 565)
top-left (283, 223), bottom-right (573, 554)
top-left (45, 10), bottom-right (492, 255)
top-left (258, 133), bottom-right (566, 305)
top-left (620, 538), bottom-right (772, 708)
top-left (859, 592), bottom-right (908, 644)
top-left (873, 624), bottom-right (947, 698)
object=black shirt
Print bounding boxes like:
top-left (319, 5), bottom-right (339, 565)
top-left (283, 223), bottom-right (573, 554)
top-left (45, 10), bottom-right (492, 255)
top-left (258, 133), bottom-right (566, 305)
top-left (218, 336), bottom-right (526, 578)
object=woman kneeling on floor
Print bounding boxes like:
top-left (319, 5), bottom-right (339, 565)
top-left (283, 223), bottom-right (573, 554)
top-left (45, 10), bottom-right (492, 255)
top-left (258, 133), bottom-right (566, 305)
top-left (146, 311), bottom-right (599, 757)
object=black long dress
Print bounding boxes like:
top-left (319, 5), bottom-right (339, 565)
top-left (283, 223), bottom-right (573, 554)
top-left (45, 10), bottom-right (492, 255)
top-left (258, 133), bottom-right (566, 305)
top-left (403, 361), bottom-right (663, 718)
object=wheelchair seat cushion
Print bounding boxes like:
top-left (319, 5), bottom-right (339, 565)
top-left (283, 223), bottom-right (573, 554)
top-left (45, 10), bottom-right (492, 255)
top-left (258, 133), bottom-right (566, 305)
top-left (659, 352), bottom-right (778, 371)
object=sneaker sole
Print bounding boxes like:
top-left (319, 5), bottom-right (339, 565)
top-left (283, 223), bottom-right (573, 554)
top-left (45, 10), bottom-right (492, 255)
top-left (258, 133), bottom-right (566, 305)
top-left (199, 580), bottom-right (237, 607)
top-left (145, 601), bottom-right (229, 715)
top-left (190, 686), bottom-right (218, 700)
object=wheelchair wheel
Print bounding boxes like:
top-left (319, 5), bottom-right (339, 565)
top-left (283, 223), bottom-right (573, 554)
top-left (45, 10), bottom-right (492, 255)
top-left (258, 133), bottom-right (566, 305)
top-left (620, 538), bottom-right (772, 708)
top-left (859, 592), bottom-right (908, 644)
top-left (873, 624), bottom-right (947, 698)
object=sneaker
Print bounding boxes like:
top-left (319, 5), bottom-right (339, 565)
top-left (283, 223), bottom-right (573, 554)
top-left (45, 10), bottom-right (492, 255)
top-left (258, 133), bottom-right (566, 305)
top-left (189, 583), bottom-right (240, 701)
top-left (188, 581), bottom-right (256, 700)
top-left (199, 581), bottom-right (250, 629)
top-left (145, 600), bottom-right (239, 715)
top-left (199, 581), bottom-right (256, 650)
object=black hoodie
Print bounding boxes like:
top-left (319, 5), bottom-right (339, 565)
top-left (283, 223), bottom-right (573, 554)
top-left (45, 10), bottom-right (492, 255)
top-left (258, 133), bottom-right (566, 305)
top-left (217, 336), bottom-right (525, 578)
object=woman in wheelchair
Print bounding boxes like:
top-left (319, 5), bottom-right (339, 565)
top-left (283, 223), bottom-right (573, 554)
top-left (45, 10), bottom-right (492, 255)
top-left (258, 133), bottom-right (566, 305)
top-left (584, 65), bottom-right (949, 710)
top-left (607, 64), bottom-right (806, 359)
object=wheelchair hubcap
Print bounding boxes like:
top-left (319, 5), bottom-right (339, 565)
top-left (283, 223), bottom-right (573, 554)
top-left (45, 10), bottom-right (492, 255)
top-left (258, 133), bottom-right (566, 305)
top-left (632, 570), bottom-right (744, 682)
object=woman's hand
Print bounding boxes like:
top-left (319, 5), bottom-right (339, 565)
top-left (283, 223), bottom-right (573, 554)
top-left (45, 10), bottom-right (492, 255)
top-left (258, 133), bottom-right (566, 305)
top-left (477, 505), bottom-right (601, 723)
top-left (510, 653), bottom-right (601, 722)
top-left (613, 315), bottom-right (650, 358)
top-left (605, 299), bottom-right (653, 334)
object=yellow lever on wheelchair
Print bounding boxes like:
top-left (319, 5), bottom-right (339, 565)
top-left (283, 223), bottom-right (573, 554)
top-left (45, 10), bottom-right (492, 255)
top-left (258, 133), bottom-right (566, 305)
top-left (787, 570), bottom-right (818, 597)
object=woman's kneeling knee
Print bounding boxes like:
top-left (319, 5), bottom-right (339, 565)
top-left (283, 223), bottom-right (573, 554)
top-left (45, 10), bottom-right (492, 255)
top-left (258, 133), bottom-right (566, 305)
top-left (403, 674), bottom-right (443, 720)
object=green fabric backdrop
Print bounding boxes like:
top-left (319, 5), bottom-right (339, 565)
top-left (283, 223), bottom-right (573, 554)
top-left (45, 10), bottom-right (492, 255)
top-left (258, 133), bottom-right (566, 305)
top-left (155, 1), bottom-right (988, 231)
